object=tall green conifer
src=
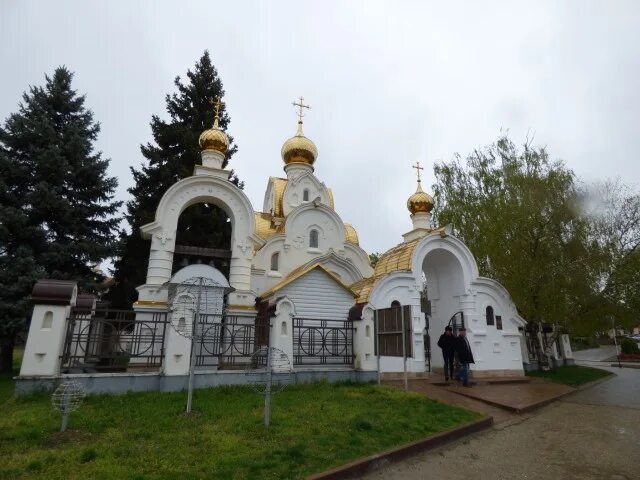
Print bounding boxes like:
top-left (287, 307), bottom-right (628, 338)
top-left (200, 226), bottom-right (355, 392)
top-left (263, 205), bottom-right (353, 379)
top-left (0, 67), bottom-right (121, 372)
top-left (109, 51), bottom-right (241, 307)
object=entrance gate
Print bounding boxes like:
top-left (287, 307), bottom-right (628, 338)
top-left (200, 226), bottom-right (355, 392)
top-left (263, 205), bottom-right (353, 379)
top-left (374, 306), bottom-right (413, 357)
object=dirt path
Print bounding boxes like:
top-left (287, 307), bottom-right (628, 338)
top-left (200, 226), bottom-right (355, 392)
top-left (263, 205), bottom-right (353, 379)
top-left (363, 370), bottom-right (640, 480)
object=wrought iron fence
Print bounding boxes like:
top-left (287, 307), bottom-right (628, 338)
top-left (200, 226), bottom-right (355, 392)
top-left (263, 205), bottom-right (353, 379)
top-left (60, 308), bottom-right (168, 373)
top-left (293, 318), bottom-right (354, 366)
top-left (192, 314), bottom-right (270, 369)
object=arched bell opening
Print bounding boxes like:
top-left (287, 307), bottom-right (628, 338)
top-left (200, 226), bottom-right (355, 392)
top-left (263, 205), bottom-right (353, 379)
top-left (172, 202), bottom-right (232, 279)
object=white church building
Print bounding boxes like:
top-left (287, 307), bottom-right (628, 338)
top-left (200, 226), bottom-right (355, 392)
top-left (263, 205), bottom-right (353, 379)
top-left (19, 98), bottom-right (557, 394)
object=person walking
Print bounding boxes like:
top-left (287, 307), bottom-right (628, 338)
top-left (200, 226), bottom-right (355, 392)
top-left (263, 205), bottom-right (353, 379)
top-left (437, 326), bottom-right (456, 381)
top-left (454, 327), bottom-right (474, 387)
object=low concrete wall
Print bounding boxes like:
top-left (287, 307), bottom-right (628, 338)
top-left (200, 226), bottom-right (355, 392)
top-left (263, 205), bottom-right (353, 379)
top-left (14, 369), bottom-right (377, 396)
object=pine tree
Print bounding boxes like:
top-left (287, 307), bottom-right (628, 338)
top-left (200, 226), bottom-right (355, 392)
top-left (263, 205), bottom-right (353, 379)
top-left (109, 51), bottom-right (241, 307)
top-left (0, 67), bottom-right (121, 372)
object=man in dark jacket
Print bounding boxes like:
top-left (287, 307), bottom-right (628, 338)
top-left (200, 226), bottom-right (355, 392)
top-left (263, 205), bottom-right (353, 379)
top-left (437, 326), bottom-right (456, 381)
top-left (454, 327), bottom-right (475, 387)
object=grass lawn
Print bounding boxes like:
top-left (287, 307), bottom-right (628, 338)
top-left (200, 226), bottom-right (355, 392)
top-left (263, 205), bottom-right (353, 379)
top-left (526, 365), bottom-right (612, 387)
top-left (1, 354), bottom-right (481, 480)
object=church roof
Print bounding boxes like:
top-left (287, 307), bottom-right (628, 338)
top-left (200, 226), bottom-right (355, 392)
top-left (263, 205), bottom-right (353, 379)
top-left (258, 263), bottom-right (358, 300)
top-left (349, 226), bottom-right (448, 303)
top-left (269, 176), bottom-right (288, 217)
top-left (254, 212), bottom-right (283, 241)
top-left (344, 223), bottom-right (359, 245)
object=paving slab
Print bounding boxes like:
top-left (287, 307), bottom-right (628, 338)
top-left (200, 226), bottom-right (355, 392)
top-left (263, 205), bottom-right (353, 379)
top-left (446, 381), bottom-right (575, 413)
top-left (384, 380), bottom-right (518, 424)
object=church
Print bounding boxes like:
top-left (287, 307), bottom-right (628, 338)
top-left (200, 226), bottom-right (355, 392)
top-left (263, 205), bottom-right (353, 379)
top-left (18, 97), bottom-right (538, 394)
top-left (134, 97), bottom-right (528, 378)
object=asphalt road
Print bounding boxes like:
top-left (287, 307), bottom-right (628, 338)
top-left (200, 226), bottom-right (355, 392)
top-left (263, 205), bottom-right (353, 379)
top-left (360, 364), bottom-right (640, 480)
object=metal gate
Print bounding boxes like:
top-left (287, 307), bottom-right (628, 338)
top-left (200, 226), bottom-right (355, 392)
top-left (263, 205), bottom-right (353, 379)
top-left (374, 305), bottom-right (412, 357)
top-left (60, 308), bottom-right (168, 372)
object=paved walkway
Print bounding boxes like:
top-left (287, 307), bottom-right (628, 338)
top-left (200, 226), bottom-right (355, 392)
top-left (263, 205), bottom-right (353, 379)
top-left (573, 346), bottom-right (617, 362)
top-left (570, 362), bottom-right (640, 409)
top-left (384, 380), bottom-right (519, 424)
top-left (365, 366), bottom-right (640, 479)
top-left (447, 380), bottom-right (575, 412)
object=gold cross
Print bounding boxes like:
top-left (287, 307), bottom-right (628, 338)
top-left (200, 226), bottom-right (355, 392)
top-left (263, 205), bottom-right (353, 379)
top-left (412, 161), bottom-right (424, 182)
top-left (210, 96), bottom-right (224, 123)
top-left (292, 96), bottom-right (310, 123)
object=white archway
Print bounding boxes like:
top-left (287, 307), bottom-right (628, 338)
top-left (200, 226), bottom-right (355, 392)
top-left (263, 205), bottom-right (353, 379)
top-left (139, 175), bottom-right (262, 306)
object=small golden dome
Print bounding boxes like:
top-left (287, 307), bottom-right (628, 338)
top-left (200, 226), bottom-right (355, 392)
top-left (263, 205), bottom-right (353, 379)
top-left (199, 120), bottom-right (229, 154)
top-left (407, 181), bottom-right (434, 214)
top-left (281, 122), bottom-right (318, 165)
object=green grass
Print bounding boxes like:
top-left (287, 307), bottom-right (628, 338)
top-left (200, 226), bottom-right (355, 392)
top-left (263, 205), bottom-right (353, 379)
top-left (0, 357), bottom-right (481, 480)
top-left (526, 365), bottom-right (612, 387)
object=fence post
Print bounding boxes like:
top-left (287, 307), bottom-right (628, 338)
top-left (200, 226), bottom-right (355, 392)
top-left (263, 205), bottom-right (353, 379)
top-left (375, 310), bottom-right (381, 385)
top-left (354, 305), bottom-right (377, 373)
top-left (149, 303), bottom-right (189, 376)
top-left (271, 297), bottom-right (295, 367)
top-left (401, 306), bottom-right (408, 391)
top-left (20, 280), bottom-right (77, 377)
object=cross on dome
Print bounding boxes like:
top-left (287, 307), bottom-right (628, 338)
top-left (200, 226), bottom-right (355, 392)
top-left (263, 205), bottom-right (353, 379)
top-left (292, 96), bottom-right (310, 124)
top-left (412, 161), bottom-right (424, 183)
top-left (210, 96), bottom-right (224, 128)
top-left (281, 95), bottom-right (317, 166)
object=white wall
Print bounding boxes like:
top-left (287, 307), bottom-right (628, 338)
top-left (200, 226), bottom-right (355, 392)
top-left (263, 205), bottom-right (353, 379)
top-left (274, 268), bottom-right (355, 320)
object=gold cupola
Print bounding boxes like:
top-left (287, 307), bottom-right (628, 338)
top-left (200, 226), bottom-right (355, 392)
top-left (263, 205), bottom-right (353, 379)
top-left (407, 181), bottom-right (434, 214)
top-left (407, 161), bottom-right (434, 214)
top-left (281, 96), bottom-right (318, 166)
top-left (199, 97), bottom-right (229, 154)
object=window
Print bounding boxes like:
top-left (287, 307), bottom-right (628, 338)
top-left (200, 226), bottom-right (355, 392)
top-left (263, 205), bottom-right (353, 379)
top-left (270, 252), bottom-right (279, 271)
top-left (391, 300), bottom-right (401, 308)
top-left (309, 229), bottom-right (319, 248)
top-left (303, 189), bottom-right (310, 201)
top-left (42, 311), bottom-right (53, 329)
top-left (486, 306), bottom-right (495, 326)
top-left (496, 315), bottom-right (503, 330)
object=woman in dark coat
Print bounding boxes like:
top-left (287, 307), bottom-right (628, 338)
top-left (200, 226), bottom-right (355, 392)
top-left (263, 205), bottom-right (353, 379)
top-left (454, 328), bottom-right (474, 387)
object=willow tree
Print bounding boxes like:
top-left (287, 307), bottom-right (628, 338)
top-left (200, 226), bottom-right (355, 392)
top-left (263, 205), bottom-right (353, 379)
top-left (431, 136), bottom-right (599, 332)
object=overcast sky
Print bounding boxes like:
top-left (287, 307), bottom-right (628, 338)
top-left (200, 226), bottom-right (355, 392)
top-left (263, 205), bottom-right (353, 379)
top-left (2, 0), bottom-right (639, 258)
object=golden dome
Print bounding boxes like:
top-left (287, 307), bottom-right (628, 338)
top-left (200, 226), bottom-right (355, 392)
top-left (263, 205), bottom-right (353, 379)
top-left (344, 223), bottom-right (359, 245)
top-left (407, 181), bottom-right (434, 214)
top-left (199, 115), bottom-right (229, 154)
top-left (281, 122), bottom-right (318, 165)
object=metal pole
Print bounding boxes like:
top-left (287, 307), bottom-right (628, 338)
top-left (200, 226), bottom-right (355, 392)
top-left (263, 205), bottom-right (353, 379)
top-left (264, 347), bottom-right (272, 427)
top-left (375, 310), bottom-right (381, 385)
top-left (401, 307), bottom-right (408, 391)
top-left (60, 393), bottom-right (70, 432)
top-left (186, 278), bottom-right (203, 413)
top-left (612, 318), bottom-right (621, 369)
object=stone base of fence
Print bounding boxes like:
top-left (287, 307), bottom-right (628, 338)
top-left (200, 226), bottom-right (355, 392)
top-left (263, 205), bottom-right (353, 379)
top-left (14, 368), bottom-right (378, 396)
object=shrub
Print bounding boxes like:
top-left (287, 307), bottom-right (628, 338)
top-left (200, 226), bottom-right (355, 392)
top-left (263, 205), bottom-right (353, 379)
top-left (621, 338), bottom-right (640, 354)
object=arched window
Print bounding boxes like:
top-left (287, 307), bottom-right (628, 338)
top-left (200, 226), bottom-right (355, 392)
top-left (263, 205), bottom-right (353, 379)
top-left (270, 252), bottom-right (279, 271)
top-left (303, 189), bottom-right (310, 201)
top-left (309, 229), bottom-right (319, 248)
top-left (391, 300), bottom-right (401, 308)
top-left (486, 306), bottom-right (495, 326)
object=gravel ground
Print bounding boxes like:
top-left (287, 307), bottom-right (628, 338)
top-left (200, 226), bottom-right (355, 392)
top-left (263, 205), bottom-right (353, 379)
top-left (361, 369), bottom-right (640, 480)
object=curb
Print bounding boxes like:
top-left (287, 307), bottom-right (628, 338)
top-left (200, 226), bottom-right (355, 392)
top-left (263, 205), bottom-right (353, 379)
top-left (446, 386), bottom-right (577, 414)
top-left (575, 372), bottom-right (616, 391)
top-left (306, 416), bottom-right (493, 480)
